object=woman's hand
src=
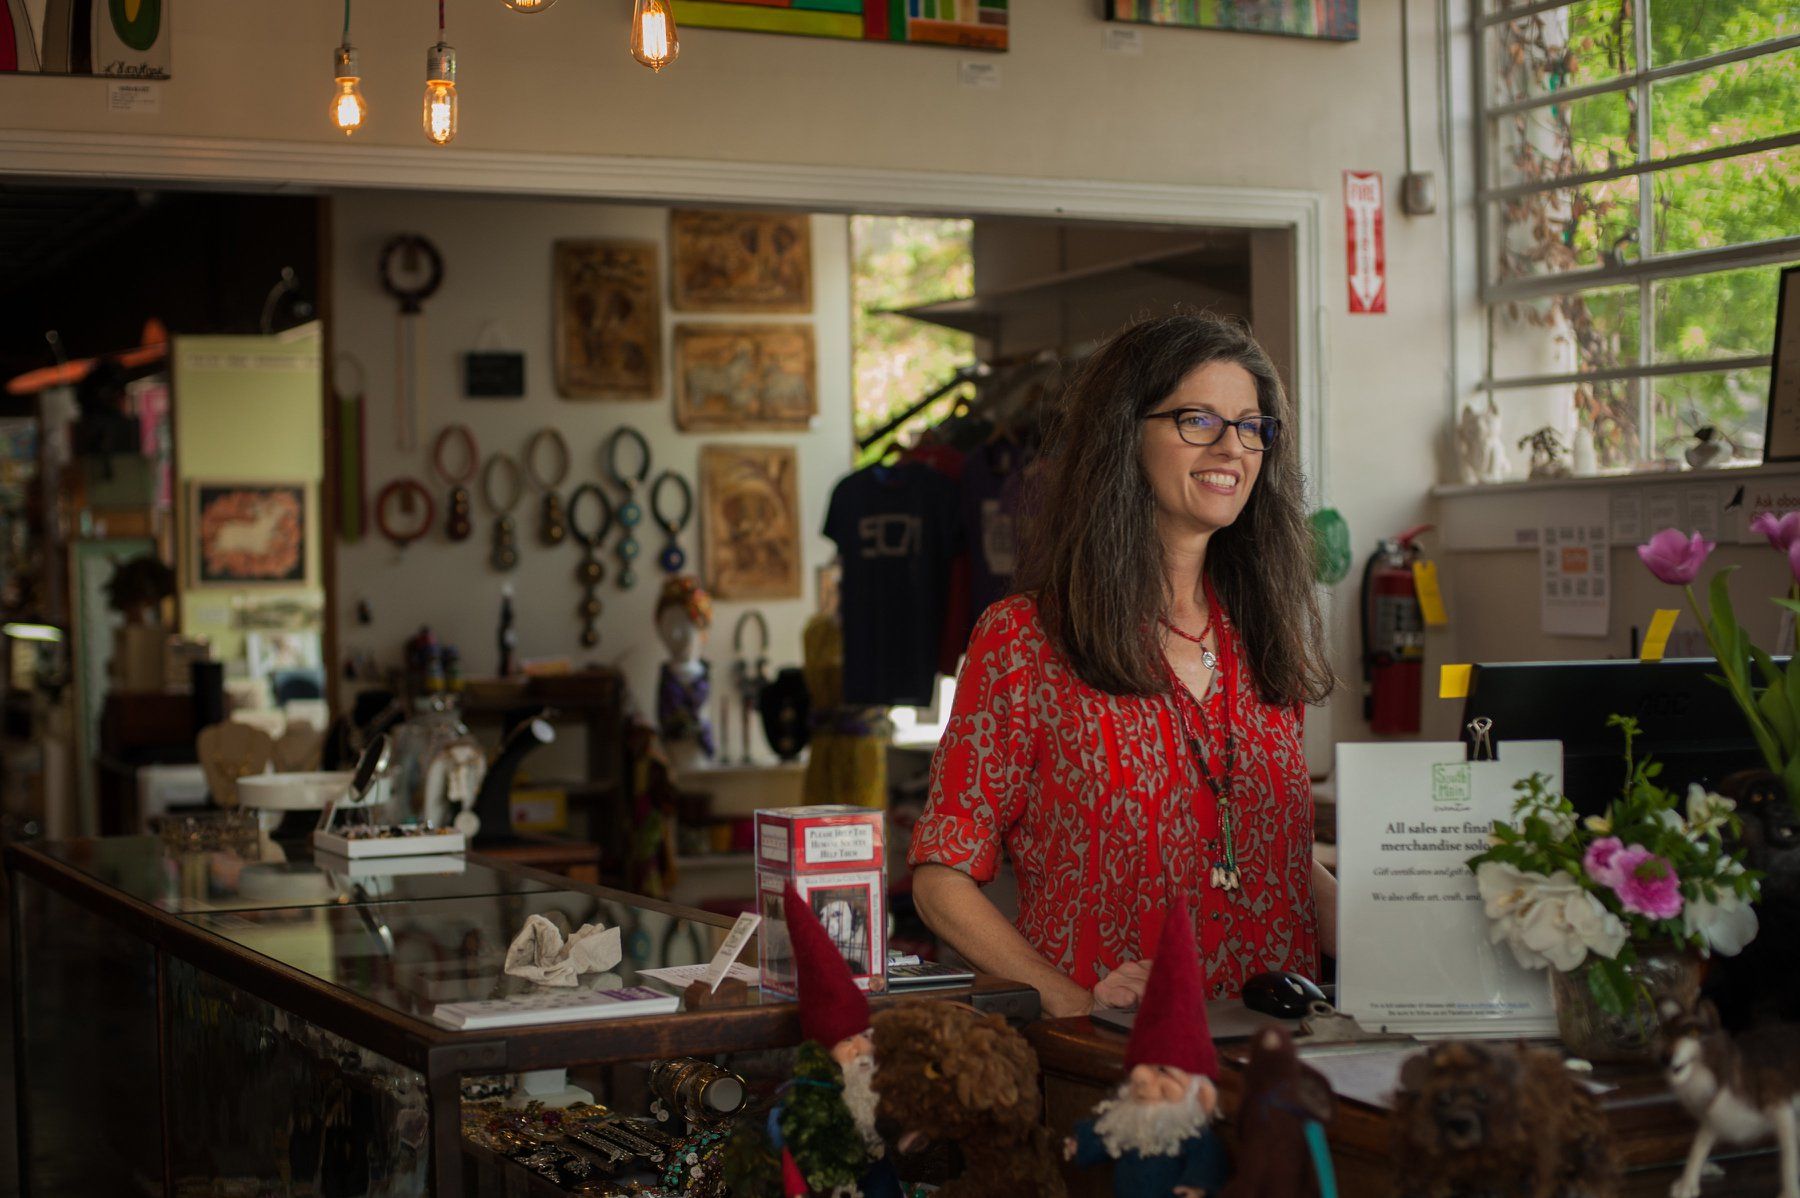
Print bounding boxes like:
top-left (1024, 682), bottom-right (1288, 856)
top-left (1092, 958), bottom-right (1156, 1010)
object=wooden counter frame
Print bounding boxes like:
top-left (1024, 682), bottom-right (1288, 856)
top-left (5, 840), bottom-right (1039, 1196)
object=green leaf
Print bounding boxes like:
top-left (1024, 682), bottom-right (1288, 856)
top-left (1709, 566), bottom-right (1742, 656)
top-left (1773, 597), bottom-right (1800, 618)
top-left (1585, 957), bottom-right (1633, 1017)
top-left (1755, 670), bottom-right (1799, 754)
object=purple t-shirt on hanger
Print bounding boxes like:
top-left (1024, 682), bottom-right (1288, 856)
top-left (961, 441), bottom-right (1029, 629)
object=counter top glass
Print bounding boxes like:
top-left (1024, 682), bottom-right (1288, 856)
top-left (184, 889), bottom-right (736, 1026)
top-left (35, 835), bottom-right (559, 915)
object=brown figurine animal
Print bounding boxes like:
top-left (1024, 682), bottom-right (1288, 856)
top-left (1660, 998), bottom-right (1800, 1198)
top-left (1222, 1025), bottom-right (1337, 1198)
top-left (870, 1000), bottom-right (1067, 1198)
top-left (1391, 1041), bottom-right (1618, 1198)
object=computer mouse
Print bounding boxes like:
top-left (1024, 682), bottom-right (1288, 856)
top-left (1240, 970), bottom-right (1327, 1019)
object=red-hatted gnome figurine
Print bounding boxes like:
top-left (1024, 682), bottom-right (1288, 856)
top-left (762, 884), bottom-right (903, 1198)
top-left (1063, 900), bottom-right (1227, 1198)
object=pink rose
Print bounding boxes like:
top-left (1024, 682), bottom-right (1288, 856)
top-left (1583, 836), bottom-right (1627, 888)
top-left (1637, 529), bottom-right (1715, 586)
top-left (1610, 845), bottom-right (1684, 921)
top-left (1750, 511), bottom-right (1800, 553)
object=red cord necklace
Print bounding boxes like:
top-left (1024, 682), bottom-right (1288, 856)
top-left (1165, 582), bottom-right (1241, 891)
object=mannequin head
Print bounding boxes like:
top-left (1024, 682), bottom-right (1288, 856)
top-left (655, 575), bottom-right (714, 664)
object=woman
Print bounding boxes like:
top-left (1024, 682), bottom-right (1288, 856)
top-left (909, 313), bottom-right (1337, 1019)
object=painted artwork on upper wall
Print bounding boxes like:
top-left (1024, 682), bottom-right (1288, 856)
top-left (675, 323), bottom-right (817, 432)
top-left (2, 0), bottom-right (171, 76)
top-left (700, 445), bottom-right (802, 600)
top-left (554, 240), bottom-right (661, 399)
top-left (185, 481), bottom-right (313, 589)
top-left (671, 211), bottom-right (813, 314)
top-left (672, 0), bottom-right (1007, 52)
top-left (1107, 0), bottom-right (1357, 43)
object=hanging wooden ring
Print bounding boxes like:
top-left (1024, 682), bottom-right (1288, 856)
top-left (375, 478), bottom-right (436, 548)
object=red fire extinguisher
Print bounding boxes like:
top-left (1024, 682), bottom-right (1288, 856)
top-left (1360, 524), bottom-right (1434, 735)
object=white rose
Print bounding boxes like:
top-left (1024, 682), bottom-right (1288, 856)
top-left (1476, 864), bottom-right (1616, 972)
top-left (1682, 891), bottom-right (1759, 957)
top-left (1564, 888), bottom-right (1627, 960)
top-left (1685, 784), bottom-right (1735, 836)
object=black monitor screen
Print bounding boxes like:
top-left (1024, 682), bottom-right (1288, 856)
top-left (1459, 658), bottom-right (1770, 814)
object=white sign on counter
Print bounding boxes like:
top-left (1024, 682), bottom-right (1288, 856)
top-left (1335, 740), bottom-right (1560, 1037)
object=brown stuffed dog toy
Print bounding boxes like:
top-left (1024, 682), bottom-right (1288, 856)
top-left (870, 1000), bottom-right (1067, 1198)
top-left (1391, 1041), bottom-right (1618, 1198)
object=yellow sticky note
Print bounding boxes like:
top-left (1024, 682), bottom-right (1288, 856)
top-left (1641, 609), bottom-right (1680, 661)
top-left (1439, 663), bottom-right (1472, 699)
top-left (1413, 560), bottom-right (1450, 628)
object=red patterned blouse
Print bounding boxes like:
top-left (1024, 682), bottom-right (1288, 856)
top-left (909, 594), bottom-right (1320, 998)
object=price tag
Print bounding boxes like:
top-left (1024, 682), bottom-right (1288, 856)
top-left (1640, 609), bottom-right (1680, 661)
top-left (702, 912), bottom-right (761, 992)
top-left (1439, 663), bottom-right (1472, 699)
top-left (1413, 560), bottom-right (1450, 627)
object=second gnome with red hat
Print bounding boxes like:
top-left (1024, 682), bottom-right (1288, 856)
top-left (1063, 901), bottom-right (1228, 1198)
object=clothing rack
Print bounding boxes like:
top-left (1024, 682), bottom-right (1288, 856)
top-left (855, 363), bottom-right (989, 452)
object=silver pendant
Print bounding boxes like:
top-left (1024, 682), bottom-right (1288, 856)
top-left (1202, 648), bottom-right (1218, 670)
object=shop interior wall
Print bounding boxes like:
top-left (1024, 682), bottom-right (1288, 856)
top-left (331, 192), bottom-right (851, 745)
top-left (2, 2), bottom-right (1454, 758)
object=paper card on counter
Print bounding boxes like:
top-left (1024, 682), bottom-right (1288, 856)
top-left (702, 911), bottom-right (761, 991)
top-left (638, 963), bottom-right (761, 990)
top-left (1334, 740), bottom-right (1560, 1037)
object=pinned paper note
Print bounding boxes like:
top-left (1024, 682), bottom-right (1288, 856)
top-left (1641, 609), bottom-right (1680, 661)
top-left (1439, 663), bottom-right (1472, 699)
top-left (1413, 561), bottom-right (1449, 627)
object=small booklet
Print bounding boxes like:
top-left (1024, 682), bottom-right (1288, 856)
top-left (433, 985), bottom-right (679, 1030)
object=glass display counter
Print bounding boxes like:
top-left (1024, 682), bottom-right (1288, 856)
top-left (9, 836), bottom-right (1038, 1196)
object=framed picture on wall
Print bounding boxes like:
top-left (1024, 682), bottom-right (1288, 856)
top-left (184, 481), bottom-right (313, 589)
top-left (670, 211), bottom-right (812, 313)
top-left (1106, 0), bottom-right (1358, 43)
top-left (1764, 265), bottom-right (1800, 462)
top-left (674, 323), bottom-right (817, 432)
top-left (699, 445), bottom-right (802, 600)
top-left (553, 240), bottom-right (661, 399)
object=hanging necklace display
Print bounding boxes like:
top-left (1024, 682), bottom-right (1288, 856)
top-left (1166, 583), bottom-right (1241, 892)
top-left (526, 427), bottom-right (570, 546)
top-left (650, 470), bottom-right (694, 574)
top-left (375, 477), bottom-right (437, 554)
top-left (731, 610), bottom-right (770, 766)
top-left (335, 353), bottom-right (369, 543)
top-left (377, 234), bottom-right (444, 451)
top-left (606, 426), bottom-right (651, 589)
top-left (567, 483), bottom-right (615, 647)
top-left (432, 423), bottom-right (478, 541)
top-left (482, 451), bottom-right (524, 571)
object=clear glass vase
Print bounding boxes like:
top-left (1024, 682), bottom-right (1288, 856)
top-left (1550, 944), bottom-right (1702, 1063)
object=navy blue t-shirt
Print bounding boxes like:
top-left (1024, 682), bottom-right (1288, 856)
top-left (824, 463), bottom-right (964, 706)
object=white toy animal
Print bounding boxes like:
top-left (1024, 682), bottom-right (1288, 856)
top-left (1456, 396), bottom-right (1508, 485)
top-left (1660, 999), bottom-right (1800, 1198)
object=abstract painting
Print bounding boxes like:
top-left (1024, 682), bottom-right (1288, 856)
top-left (3, 0), bottom-right (171, 76)
top-left (186, 482), bottom-right (312, 588)
top-left (671, 210), bottom-right (812, 313)
top-left (700, 445), bottom-right (802, 600)
top-left (1107, 0), bottom-right (1357, 43)
top-left (673, 0), bottom-right (1007, 52)
top-left (674, 324), bottom-right (817, 432)
top-left (554, 240), bottom-right (661, 399)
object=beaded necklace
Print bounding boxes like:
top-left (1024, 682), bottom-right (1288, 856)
top-left (1164, 581), bottom-right (1241, 892)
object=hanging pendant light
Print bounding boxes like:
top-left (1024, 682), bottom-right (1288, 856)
top-left (630, 0), bottom-right (678, 72)
top-left (422, 0), bottom-right (458, 146)
top-left (500, 0), bottom-right (557, 11)
top-left (329, 0), bottom-right (368, 135)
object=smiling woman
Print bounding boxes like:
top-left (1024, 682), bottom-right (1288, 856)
top-left (908, 312), bottom-right (1338, 1019)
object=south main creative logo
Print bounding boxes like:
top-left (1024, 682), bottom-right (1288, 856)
top-left (1430, 762), bottom-right (1473, 812)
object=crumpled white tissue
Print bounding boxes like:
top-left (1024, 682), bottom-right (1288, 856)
top-left (502, 914), bottom-right (622, 987)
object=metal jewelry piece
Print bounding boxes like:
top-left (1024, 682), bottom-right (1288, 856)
top-left (731, 612), bottom-right (771, 766)
top-left (650, 470), bottom-right (694, 574)
top-left (482, 451), bottom-right (524, 572)
top-left (374, 477), bottom-right (436, 550)
top-left (527, 427), bottom-right (571, 546)
top-left (432, 423), bottom-right (479, 541)
top-left (567, 483), bottom-right (614, 648)
top-left (606, 426), bottom-right (651, 590)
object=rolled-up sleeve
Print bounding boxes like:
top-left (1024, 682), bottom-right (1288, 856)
top-left (908, 601), bottom-right (1038, 884)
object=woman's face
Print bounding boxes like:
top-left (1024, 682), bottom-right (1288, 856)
top-left (1140, 360), bottom-right (1265, 538)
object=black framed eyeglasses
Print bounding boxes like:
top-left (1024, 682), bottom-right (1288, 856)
top-left (1144, 408), bottom-right (1281, 452)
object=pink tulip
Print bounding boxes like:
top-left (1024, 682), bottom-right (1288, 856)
top-left (1610, 845), bottom-right (1683, 920)
top-left (1637, 529), bottom-right (1715, 586)
top-left (1788, 540), bottom-right (1800, 586)
top-left (1583, 836), bottom-right (1627, 888)
top-left (1750, 511), bottom-right (1800, 552)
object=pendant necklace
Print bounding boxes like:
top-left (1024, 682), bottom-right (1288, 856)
top-left (526, 428), bottom-right (570, 546)
top-left (482, 451), bottom-right (523, 572)
top-left (651, 469), bottom-right (694, 574)
top-left (1160, 611), bottom-right (1218, 671)
top-left (607, 426), bottom-right (650, 590)
top-left (1166, 591), bottom-right (1241, 892)
top-left (568, 483), bottom-right (614, 647)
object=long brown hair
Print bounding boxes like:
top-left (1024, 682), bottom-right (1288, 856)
top-left (1014, 312), bottom-right (1334, 706)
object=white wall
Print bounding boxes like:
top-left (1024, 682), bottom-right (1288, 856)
top-left (331, 194), bottom-right (852, 729)
top-left (3, 1), bottom-right (1460, 755)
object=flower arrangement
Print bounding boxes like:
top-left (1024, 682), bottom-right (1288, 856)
top-left (1637, 521), bottom-right (1800, 806)
top-left (1468, 716), bottom-right (1761, 1016)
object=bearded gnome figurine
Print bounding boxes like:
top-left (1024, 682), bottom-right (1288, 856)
top-left (724, 885), bottom-right (902, 1198)
top-left (1064, 900), bottom-right (1228, 1198)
